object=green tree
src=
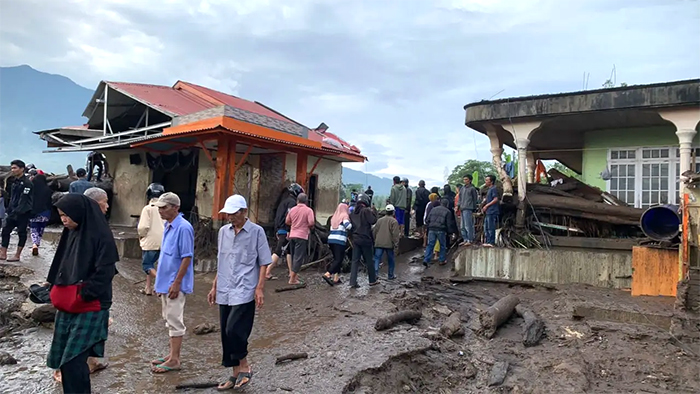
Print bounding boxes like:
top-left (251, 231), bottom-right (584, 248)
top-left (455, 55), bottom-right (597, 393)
top-left (447, 160), bottom-right (498, 188)
top-left (547, 161), bottom-right (581, 180)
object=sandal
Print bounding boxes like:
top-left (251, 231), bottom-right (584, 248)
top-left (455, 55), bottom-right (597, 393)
top-left (150, 357), bottom-right (167, 365)
top-left (234, 371), bottom-right (252, 389)
top-left (322, 275), bottom-right (334, 286)
top-left (152, 363), bottom-right (181, 373)
top-left (333, 278), bottom-right (343, 285)
top-left (217, 376), bottom-right (236, 391)
top-left (90, 362), bottom-right (109, 374)
top-left (6, 257), bottom-right (20, 262)
top-left (140, 289), bottom-right (153, 296)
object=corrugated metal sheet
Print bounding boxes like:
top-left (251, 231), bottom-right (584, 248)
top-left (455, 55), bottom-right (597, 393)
top-left (631, 246), bottom-right (677, 297)
top-left (108, 82), bottom-right (214, 116)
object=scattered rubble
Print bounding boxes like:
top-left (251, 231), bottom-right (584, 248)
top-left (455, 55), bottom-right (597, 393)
top-left (192, 322), bottom-right (218, 335)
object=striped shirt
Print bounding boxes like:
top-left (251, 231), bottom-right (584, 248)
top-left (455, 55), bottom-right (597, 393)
top-left (328, 219), bottom-right (352, 245)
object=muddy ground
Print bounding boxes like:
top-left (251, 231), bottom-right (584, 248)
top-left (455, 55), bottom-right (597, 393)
top-left (0, 240), bottom-right (699, 394)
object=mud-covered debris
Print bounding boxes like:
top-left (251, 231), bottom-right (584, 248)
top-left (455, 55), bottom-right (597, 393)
top-left (31, 304), bottom-right (57, 323)
top-left (275, 352), bottom-right (309, 365)
top-left (439, 312), bottom-right (463, 338)
top-left (192, 323), bottom-right (218, 335)
top-left (432, 305), bottom-right (452, 315)
top-left (0, 351), bottom-right (17, 365)
top-left (275, 283), bottom-right (307, 293)
top-left (515, 305), bottom-right (545, 346)
top-left (375, 310), bottom-right (422, 331)
top-left (464, 360), bottom-right (477, 379)
top-left (479, 295), bottom-right (519, 338)
top-left (488, 361), bottom-right (509, 386)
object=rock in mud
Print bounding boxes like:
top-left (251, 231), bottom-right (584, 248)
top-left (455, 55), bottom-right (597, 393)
top-left (31, 304), bottom-right (57, 323)
top-left (464, 360), bottom-right (478, 379)
top-left (192, 323), bottom-right (218, 335)
top-left (0, 351), bottom-right (17, 365)
top-left (488, 361), bottom-right (509, 386)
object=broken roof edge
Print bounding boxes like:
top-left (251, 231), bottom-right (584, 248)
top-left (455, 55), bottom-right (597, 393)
top-left (463, 78), bottom-right (700, 110)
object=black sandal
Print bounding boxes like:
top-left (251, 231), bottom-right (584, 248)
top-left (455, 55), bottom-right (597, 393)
top-left (217, 376), bottom-right (236, 391)
top-left (322, 275), bottom-right (334, 286)
top-left (234, 371), bottom-right (252, 389)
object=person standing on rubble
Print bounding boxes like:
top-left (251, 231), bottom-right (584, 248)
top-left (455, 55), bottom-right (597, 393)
top-left (414, 180), bottom-right (430, 239)
top-left (323, 202), bottom-right (352, 286)
top-left (457, 174), bottom-right (479, 246)
top-left (482, 175), bottom-right (500, 247)
top-left (424, 199), bottom-right (456, 267)
top-left (266, 184), bottom-right (303, 280)
top-left (29, 173), bottom-right (53, 257)
top-left (364, 186), bottom-right (374, 205)
top-left (388, 176), bottom-right (407, 235)
top-left (349, 193), bottom-right (378, 288)
top-left (0, 159), bottom-right (33, 262)
top-left (137, 183), bottom-right (165, 296)
top-left (285, 193), bottom-right (315, 286)
top-left (372, 204), bottom-right (400, 280)
top-left (402, 178), bottom-right (412, 238)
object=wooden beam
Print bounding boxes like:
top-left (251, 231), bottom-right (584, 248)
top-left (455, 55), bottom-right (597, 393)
top-left (308, 156), bottom-right (322, 177)
top-left (213, 136), bottom-right (233, 218)
top-left (296, 152), bottom-right (308, 189)
top-left (533, 235), bottom-right (643, 251)
top-left (198, 140), bottom-right (215, 166)
top-left (235, 145), bottom-right (253, 172)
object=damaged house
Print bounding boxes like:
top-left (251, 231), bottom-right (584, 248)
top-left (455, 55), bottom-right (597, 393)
top-left (461, 79), bottom-right (700, 310)
top-left (35, 80), bottom-right (364, 230)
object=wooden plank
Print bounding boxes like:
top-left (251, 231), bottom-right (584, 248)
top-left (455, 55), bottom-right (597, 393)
top-left (296, 152), bottom-right (308, 189)
top-left (534, 235), bottom-right (643, 251)
top-left (631, 246), bottom-right (678, 297)
top-left (213, 136), bottom-right (232, 218)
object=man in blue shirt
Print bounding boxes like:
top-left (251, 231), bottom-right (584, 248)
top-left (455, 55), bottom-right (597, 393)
top-left (481, 175), bottom-right (500, 247)
top-left (69, 168), bottom-right (92, 194)
top-left (150, 192), bottom-right (194, 374)
top-left (208, 194), bottom-right (270, 390)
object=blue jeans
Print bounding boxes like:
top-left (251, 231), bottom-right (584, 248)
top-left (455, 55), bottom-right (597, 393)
top-left (424, 230), bottom-right (447, 264)
top-left (460, 210), bottom-right (474, 243)
top-left (374, 248), bottom-right (396, 278)
top-left (484, 214), bottom-right (499, 245)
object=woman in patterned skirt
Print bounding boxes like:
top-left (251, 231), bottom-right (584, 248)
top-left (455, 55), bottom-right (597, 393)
top-left (46, 194), bottom-right (119, 394)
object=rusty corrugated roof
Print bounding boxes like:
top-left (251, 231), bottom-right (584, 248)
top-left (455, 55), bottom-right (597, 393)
top-left (107, 82), bottom-right (215, 116)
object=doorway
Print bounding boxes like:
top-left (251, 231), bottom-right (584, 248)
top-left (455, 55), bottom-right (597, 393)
top-left (150, 150), bottom-right (199, 219)
top-left (307, 174), bottom-right (318, 210)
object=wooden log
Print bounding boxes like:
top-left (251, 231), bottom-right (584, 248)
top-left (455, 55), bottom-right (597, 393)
top-left (527, 184), bottom-right (586, 199)
top-left (454, 276), bottom-right (557, 290)
top-left (547, 168), bottom-right (603, 202)
top-left (175, 382), bottom-right (219, 390)
top-left (439, 312), bottom-right (463, 338)
top-left (538, 208), bottom-right (640, 226)
top-left (515, 305), bottom-right (545, 347)
top-left (275, 352), bottom-right (309, 364)
top-left (479, 295), bottom-right (520, 338)
top-left (274, 283), bottom-right (307, 293)
top-left (525, 193), bottom-right (643, 221)
top-left (374, 310), bottom-right (422, 331)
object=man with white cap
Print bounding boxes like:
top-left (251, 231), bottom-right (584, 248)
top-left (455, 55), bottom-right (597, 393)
top-left (208, 194), bottom-right (271, 390)
top-left (150, 192), bottom-right (195, 374)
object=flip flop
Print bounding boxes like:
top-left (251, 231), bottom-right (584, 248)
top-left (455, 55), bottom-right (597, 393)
top-left (90, 362), bottom-right (109, 374)
top-left (152, 364), bottom-right (181, 373)
top-left (333, 278), bottom-right (343, 285)
top-left (234, 371), bottom-right (252, 389)
top-left (217, 376), bottom-right (237, 391)
top-left (6, 257), bottom-right (20, 262)
top-left (150, 357), bottom-right (167, 365)
top-left (140, 289), bottom-right (153, 296)
top-left (322, 275), bottom-right (334, 286)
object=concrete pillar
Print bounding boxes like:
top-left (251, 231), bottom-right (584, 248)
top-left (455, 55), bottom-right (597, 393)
top-left (658, 109), bottom-right (700, 198)
top-left (484, 124), bottom-right (512, 197)
top-left (516, 138), bottom-right (530, 201)
top-left (526, 150), bottom-right (537, 184)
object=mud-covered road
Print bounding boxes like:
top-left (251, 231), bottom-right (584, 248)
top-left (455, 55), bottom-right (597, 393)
top-left (1, 239), bottom-right (699, 393)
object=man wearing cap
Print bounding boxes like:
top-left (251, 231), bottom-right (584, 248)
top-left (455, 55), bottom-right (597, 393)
top-left (388, 176), bottom-right (407, 235)
top-left (372, 204), bottom-right (401, 280)
top-left (208, 195), bottom-right (270, 390)
top-left (150, 192), bottom-right (195, 374)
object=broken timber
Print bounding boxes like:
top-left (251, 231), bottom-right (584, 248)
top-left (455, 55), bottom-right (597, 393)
top-left (274, 283), bottom-right (307, 293)
top-left (515, 305), bottom-right (545, 346)
top-left (374, 310), bottom-right (422, 331)
top-left (275, 352), bottom-right (309, 364)
top-left (479, 295), bottom-right (520, 338)
top-left (439, 312), bottom-right (464, 338)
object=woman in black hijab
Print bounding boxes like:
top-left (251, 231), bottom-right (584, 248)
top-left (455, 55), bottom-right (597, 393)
top-left (46, 194), bottom-right (119, 394)
top-left (29, 174), bottom-right (53, 256)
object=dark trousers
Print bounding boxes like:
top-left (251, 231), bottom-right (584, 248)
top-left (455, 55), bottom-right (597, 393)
top-left (404, 211), bottom-right (411, 237)
top-left (60, 348), bottom-right (91, 394)
top-left (350, 243), bottom-right (377, 286)
top-left (424, 230), bottom-right (447, 264)
top-left (87, 160), bottom-right (104, 182)
top-left (219, 301), bottom-right (256, 368)
top-left (1, 214), bottom-right (29, 248)
top-left (328, 243), bottom-right (346, 274)
top-left (484, 214), bottom-right (499, 245)
top-left (289, 238), bottom-right (308, 273)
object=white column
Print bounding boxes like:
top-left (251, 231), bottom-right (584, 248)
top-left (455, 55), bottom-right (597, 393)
top-left (516, 138), bottom-right (530, 201)
top-left (484, 124), bottom-right (513, 197)
top-left (658, 109), bottom-right (700, 199)
top-left (526, 150), bottom-right (536, 184)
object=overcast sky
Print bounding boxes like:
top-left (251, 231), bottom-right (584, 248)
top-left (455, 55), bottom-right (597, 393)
top-left (1, 0), bottom-right (699, 186)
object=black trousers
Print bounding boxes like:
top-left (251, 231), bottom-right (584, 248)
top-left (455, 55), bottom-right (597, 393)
top-left (404, 211), bottom-right (411, 237)
top-left (328, 243), bottom-right (345, 274)
top-left (60, 348), bottom-right (91, 394)
top-left (350, 243), bottom-right (377, 286)
top-left (87, 160), bottom-right (104, 182)
top-left (1, 214), bottom-right (29, 248)
top-left (220, 301), bottom-right (256, 368)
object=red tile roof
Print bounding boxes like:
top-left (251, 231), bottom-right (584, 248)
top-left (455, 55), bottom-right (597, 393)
top-left (107, 82), bottom-right (214, 116)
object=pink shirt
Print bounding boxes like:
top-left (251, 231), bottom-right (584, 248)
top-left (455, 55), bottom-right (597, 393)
top-left (286, 204), bottom-right (316, 240)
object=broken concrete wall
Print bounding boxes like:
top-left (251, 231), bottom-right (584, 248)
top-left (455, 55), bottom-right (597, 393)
top-left (310, 157), bottom-right (342, 223)
top-left (259, 154), bottom-right (286, 225)
top-left (454, 247), bottom-right (632, 289)
top-left (195, 149), bottom-right (216, 219)
top-left (103, 150), bottom-right (150, 226)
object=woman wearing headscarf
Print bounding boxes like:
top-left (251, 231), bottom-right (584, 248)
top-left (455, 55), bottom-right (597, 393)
top-left (29, 174), bottom-right (54, 256)
top-left (46, 194), bottom-right (119, 394)
top-left (323, 203), bottom-right (352, 286)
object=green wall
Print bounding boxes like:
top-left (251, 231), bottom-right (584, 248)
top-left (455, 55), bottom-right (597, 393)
top-left (581, 125), bottom-right (700, 189)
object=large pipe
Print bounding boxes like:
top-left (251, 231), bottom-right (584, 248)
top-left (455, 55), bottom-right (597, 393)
top-left (640, 204), bottom-right (680, 241)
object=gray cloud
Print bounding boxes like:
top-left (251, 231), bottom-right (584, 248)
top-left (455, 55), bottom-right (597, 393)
top-left (1, 0), bottom-right (698, 186)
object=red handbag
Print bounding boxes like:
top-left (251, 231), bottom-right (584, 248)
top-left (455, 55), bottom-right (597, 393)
top-left (50, 284), bottom-right (101, 313)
